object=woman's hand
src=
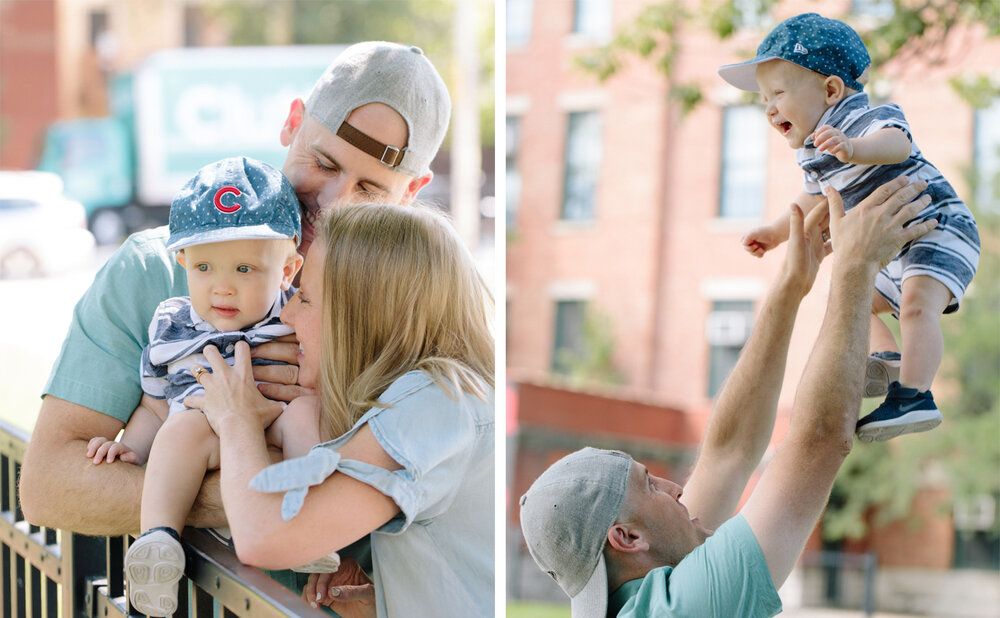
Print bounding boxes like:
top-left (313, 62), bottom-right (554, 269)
top-left (250, 334), bottom-right (315, 402)
top-left (183, 342), bottom-right (285, 433)
top-left (302, 558), bottom-right (376, 618)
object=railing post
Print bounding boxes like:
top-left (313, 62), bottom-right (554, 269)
top-left (62, 533), bottom-right (105, 618)
top-left (863, 551), bottom-right (877, 617)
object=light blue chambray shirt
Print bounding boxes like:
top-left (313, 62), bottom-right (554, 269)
top-left (250, 371), bottom-right (495, 618)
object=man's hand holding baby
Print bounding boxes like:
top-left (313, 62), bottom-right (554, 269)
top-left (250, 333), bottom-right (315, 402)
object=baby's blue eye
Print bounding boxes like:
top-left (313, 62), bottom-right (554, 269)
top-left (197, 264), bottom-right (210, 272)
top-left (237, 265), bottom-right (252, 274)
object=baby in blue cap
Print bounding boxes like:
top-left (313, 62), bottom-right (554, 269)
top-left (85, 157), bottom-right (337, 616)
top-left (718, 13), bottom-right (979, 442)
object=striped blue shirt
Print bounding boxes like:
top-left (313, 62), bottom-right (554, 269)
top-left (140, 289), bottom-right (294, 415)
top-left (797, 93), bottom-right (979, 313)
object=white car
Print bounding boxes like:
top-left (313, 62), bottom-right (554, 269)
top-left (0, 171), bottom-right (96, 278)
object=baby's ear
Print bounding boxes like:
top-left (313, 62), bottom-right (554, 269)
top-left (281, 253), bottom-right (304, 290)
top-left (824, 75), bottom-right (847, 104)
top-left (175, 250), bottom-right (187, 268)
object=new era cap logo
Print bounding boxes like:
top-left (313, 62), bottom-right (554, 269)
top-left (214, 186), bottom-right (242, 213)
top-left (793, 42), bottom-right (809, 54)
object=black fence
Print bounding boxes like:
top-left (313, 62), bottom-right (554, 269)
top-left (0, 419), bottom-right (326, 617)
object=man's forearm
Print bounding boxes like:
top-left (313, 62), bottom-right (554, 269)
top-left (21, 432), bottom-right (145, 535)
top-left (704, 276), bottom-right (803, 460)
top-left (792, 261), bottom-right (877, 449)
top-left (20, 396), bottom-right (227, 535)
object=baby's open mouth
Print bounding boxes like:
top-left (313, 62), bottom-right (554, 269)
top-left (778, 121), bottom-right (792, 135)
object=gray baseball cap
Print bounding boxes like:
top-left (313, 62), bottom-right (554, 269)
top-left (519, 448), bottom-right (632, 618)
top-left (305, 41), bottom-right (451, 178)
top-left (718, 12), bottom-right (870, 92)
top-left (167, 157), bottom-right (301, 251)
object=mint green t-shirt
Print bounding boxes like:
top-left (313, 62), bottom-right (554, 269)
top-left (44, 227), bottom-right (188, 422)
top-left (609, 514), bottom-right (782, 618)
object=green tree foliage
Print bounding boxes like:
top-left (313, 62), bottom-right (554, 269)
top-left (553, 308), bottom-right (625, 389)
top-left (577, 0), bottom-right (999, 115)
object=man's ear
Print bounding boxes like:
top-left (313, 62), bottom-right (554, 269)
top-left (824, 75), bottom-right (847, 105)
top-left (175, 250), bottom-right (186, 268)
top-left (401, 173), bottom-right (433, 205)
top-left (606, 523), bottom-right (649, 555)
top-left (280, 98), bottom-right (307, 147)
top-left (281, 252), bottom-right (305, 290)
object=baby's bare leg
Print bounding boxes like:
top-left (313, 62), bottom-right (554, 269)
top-left (869, 294), bottom-right (899, 354)
top-left (898, 275), bottom-right (953, 391)
top-left (140, 410), bottom-right (220, 533)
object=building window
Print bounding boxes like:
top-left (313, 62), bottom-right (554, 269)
top-left (573, 0), bottom-right (612, 39)
top-left (719, 105), bottom-right (767, 219)
top-left (953, 494), bottom-right (1000, 569)
top-left (552, 300), bottom-right (587, 374)
top-left (974, 100), bottom-right (1000, 214)
top-left (852, 0), bottom-right (895, 19)
top-left (506, 115), bottom-right (522, 230)
top-left (732, 0), bottom-right (766, 29)
top-left (562, 111), bottom-right (603, 221)
top-left (706, 300), bottom-right (754, 397)
top-left (507, 0), bottom-right (533, 47)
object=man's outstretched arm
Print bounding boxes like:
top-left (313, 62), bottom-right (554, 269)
top-left (742, 177), bottom-right (936, 588)
top-left (19, 396), bottom-right (227, 536)
top-left (684, 201), bottom-right (831, 530)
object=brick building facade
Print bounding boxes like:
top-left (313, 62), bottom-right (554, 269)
top-left (506, 0), bottom-right (999, 597)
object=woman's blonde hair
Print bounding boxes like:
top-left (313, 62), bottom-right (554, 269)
top-left (316, 203), bottom-right (495, 440)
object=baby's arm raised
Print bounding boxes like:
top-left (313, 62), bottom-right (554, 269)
top-left (814, 125), bottom-right (910, 165)
top-left (743, 192), bottom-right (825, 257)
top-left (86, 395), bottom-right (168, 465)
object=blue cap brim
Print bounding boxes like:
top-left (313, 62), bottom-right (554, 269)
top-left (166, 225), bottom-right (298, 252)
top-left (717, 55), bottom-right (781, 92)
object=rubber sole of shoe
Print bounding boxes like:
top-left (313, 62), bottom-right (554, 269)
top-left (864, 355), bottom-right (901, 398)
top-left (125, 533), bottom-right (184, 617)
top-left (856, 409), bottom-right (942, 442)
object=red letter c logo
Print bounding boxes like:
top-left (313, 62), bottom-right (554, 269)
top-left (214, 186), bottom-right (242, 213)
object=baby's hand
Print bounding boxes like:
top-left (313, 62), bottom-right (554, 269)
top-left (813, 125), bottom-right (854, 162)
top-left (742, 225), bottom-right (783, 258)
top-left (86, 436), bottom-right (138, 465)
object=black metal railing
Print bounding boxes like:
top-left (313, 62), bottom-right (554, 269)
top-left (0, 419), bottom-right (326, 617)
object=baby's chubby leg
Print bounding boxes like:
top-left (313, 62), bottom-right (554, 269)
top-left (140, 409), bottom-right (221, 533)
top-left (898, 275), bottom-right (953, 391)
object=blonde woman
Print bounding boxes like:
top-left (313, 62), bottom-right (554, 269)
top-left (186, 204), bottom-right (495, 617)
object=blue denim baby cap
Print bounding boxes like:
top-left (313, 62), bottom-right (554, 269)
top-left (718, 13), bottom-right (870, 92)
top-left (166, 156), bottom-right (301, 251)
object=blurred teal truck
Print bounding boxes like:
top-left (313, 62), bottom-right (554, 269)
top-left (38, 45), bottom-right (343, 245)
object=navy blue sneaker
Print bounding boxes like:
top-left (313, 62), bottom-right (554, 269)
top-left (856, 381), bottom-right (942, 442)
top-left (864, 351), bottom-right (901, 398)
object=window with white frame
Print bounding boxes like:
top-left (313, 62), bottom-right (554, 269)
top-left (562, 111), bottom-right (603, 221)
top-left (706, 300), bottom-right (754, 397)
top-left (507, 0), bottom-right (533, 47)
top-left (974, 100), bottom-right (1000, 214)
top-left (719, 105), bottom-right (767, 219)
top-left (506, 115), bottom-right (522, 230)
top-left (573, 0), bottom-right (612, 39)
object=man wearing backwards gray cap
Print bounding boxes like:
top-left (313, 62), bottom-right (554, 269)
top-left (521, 176), bottom-right (938, 617)
top-left (22, 41), bottom-right (448, 558)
